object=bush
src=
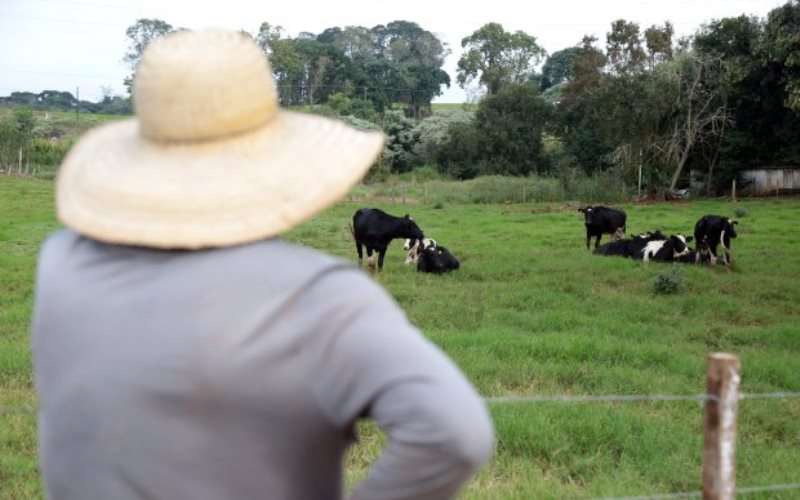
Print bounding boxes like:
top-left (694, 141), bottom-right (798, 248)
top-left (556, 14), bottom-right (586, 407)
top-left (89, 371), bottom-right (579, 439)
top-left (652, 267), bottom-right (687, 295)
top-left (29, 137), bottom-right (73, 166)
top-left (411, 110), bottom-right (473, 167)
top-left (734, 207), bottom-right (749, 218)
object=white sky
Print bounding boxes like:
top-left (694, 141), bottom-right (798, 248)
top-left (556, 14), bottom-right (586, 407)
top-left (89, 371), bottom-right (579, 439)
top-left (0, 0), bottom-right (787, 103)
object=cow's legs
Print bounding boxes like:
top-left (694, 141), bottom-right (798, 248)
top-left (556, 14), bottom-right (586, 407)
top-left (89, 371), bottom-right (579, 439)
top-left (709, 245), bottom-right (718, 266)
top-left (722, 246), bottom-right (731, 265)
top-left (365, 248), bottom-right (375, 270)
top-left (594, 234), bottom-right (601, 248)
top-left (377, 249), bottom-right (387, 271)
top-left (586, 230), bottom-right (591, 250)
top-left (355, 241), bottom-right (364, 267)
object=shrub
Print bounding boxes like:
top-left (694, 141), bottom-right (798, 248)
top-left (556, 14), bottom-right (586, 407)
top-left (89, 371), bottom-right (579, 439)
top-left (411, 110), bottom-right (473, 167)
top-left (652, 267), bottom-right (687, 295)
top-left (734, 207), bottom-right (749, 218)
top-left (29, 137), bottom-right (73, 166)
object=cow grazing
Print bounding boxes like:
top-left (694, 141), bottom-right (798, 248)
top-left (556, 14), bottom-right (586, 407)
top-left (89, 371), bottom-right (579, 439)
top-left (403, 238), bottom-right (438, 265)
top-left (417, 246), bottom-right (460, 274)
top-left (578, 206), bottom-right (627, 249)
top-left (694, 215), bottom-right (739, 265)
top-left (352, 208), bottom-right (424, 271)
top-left (639, 234), bottom-right (694, 262)
top-left (594, 231), bottom-right (666, 258)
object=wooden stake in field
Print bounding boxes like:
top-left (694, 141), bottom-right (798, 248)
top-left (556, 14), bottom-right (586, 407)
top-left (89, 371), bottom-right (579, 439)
top-left (702, 353), bottom-right (741, 500)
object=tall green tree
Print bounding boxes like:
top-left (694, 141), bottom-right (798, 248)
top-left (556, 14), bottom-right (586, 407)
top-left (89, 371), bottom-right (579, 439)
top-left (540, 47), bottom-right (580, 91)
top-left (760, 0), bottom-right (800, 113)
top-left (606, 19), bottom-right (647, 75)
top-left (457, 23), bottom-right (546, 95)
top-left (123, 18), bottom-right (174, 94)
top-left (644, 22), bottom-right (675, 69)
top-left (474, 85), bottom-right (554, 175)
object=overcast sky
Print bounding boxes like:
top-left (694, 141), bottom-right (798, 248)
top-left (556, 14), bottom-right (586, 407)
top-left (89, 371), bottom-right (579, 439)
top-left (0, 0), bottom-right (787, 103)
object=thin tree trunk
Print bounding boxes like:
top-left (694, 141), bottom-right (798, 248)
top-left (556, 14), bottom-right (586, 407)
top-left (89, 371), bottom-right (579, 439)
top-left (707, 117), bottom-right (726, 196)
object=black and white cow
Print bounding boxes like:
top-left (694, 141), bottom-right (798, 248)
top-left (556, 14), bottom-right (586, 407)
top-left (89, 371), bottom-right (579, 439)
top-left (693, 215), bottom-right (739, 265)
top-left (353, 208), bottom-right (424, 271)
top-left (417, 245), bottom-right (460, 274)
top-left (639, 234), bottom-right (694, 262)
top-left (578, 206), bottom-right (627, 249)
top-left (594, 230), bottom-right (666, 258)
top-left (403, 238), bottom-right (438, 265)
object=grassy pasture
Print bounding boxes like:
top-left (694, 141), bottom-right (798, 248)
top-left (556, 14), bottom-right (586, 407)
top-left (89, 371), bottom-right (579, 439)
top-left (1, 175), bottom-right (798, 499)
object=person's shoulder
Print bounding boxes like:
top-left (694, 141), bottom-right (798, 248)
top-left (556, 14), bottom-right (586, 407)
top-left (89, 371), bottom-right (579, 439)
top-left (39, 229), bottom-right (81, 258)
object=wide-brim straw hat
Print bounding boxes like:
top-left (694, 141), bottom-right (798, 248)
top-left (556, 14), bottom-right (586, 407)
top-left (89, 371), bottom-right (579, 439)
top-left (57, 29), bottom-right (384, 249)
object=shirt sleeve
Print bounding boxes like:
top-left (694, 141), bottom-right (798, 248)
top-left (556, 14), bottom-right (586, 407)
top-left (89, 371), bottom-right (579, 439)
top-left (303, 266), bottom-right (495, 500)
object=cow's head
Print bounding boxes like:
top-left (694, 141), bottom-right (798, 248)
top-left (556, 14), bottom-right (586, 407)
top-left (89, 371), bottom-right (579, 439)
top-left (578, 206), bottom-right (594, 224)
top-left (720, 218), bottom-right (738, 249)
top-left (403, 214), bottom-right (424, 240)
top-left (404, 239), bottom-right (422, 265)
top-left (725, 219), bottom-right (738, 238)
top-left (671, 234), bottom-right (693, 258)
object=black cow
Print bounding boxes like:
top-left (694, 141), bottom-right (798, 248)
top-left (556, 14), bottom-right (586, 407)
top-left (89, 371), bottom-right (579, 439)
top-left (694, 215), bottom-right (738, 265)
top-left (639, 234), bottom-right (694, 262)
top-left (353, 208), bottom-right (424, 271)
top-left (417, 246), bottom-right (460, 274)
top-left (578, 206), bottom-right (627, 249)
top-left (594, 231), bottom-right (666, 258)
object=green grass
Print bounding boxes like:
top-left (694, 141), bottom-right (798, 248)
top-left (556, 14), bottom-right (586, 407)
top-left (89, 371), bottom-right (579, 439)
top-left (432, 102), bottom-right (478, 114)
top-left (1, 176), bottom-right (799, 498)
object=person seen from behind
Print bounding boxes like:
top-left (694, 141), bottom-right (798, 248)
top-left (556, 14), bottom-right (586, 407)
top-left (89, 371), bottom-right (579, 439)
top-left (32, 29), bottom-right (494, 500)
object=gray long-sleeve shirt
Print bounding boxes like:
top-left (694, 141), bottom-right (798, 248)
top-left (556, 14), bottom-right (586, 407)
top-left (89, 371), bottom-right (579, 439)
top-left (32, 230), bottom-right (494, 500)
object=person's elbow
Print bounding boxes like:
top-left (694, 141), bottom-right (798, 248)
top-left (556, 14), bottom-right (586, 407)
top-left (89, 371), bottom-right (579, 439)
top-left (432, 397), bottom-right (495, 472)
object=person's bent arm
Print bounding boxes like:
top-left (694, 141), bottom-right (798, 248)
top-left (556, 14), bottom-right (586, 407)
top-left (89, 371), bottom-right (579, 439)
top-left (305, 267), bottom-right (494, 500)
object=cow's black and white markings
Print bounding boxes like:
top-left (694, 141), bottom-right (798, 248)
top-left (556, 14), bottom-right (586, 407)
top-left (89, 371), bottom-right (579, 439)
top-left (693, 215), bottom-right (738, 265)
top-left (639, 234), bottom-right (694, 262)
top-left (578, 206), bottom-right (627, 249)
top-left (403, 238), bottom-right (438, 265)
top-left (417, 245), bottom-right (460, 274)
top-left (594, 231), bottom-right (666, 258)
top-left (352, 208), bottom-right (424, 271)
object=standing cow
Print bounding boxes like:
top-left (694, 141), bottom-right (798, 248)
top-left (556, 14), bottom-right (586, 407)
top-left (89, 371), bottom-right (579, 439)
top-left (352, 208), bottom-right (424, 271)
top-left (694, 215), bottom-right (738, 265)
top-left (578, 206), bottom-right (627, 249)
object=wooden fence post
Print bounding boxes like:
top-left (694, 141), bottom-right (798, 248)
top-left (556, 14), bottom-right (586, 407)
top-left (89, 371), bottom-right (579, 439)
top-left (702, 353), bottom-right (741, 500)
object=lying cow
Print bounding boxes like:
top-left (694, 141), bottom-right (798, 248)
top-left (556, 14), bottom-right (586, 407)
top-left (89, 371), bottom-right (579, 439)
top-left (403, 238), bottom-right (438, 265)
top-left (352, 208), bottom-right (424, 271)
top-left (694, 215), bottom-right (738, 265)
top-left (417, 246), bottom-right (460, 274)
top-left (579, 206), bottom-right (627, 249)
top-left (639, 234), bottom-right (694, 262)
top-left (594, 230), bottom-right (666, 258)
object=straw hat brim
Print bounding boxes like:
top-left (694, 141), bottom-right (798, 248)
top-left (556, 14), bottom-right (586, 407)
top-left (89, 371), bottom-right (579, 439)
top-left (57, 111), bottom-right (384, 249)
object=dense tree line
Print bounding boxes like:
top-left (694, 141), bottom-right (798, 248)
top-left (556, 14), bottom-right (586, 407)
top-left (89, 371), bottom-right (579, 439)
top-left (0, 90), bottom-right (132, 115)
top-left (2, 2), bottom-right (797, 194)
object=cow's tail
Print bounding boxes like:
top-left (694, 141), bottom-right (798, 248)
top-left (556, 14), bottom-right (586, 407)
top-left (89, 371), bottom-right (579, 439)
top-left (348, 222), bottom-right (355, 239)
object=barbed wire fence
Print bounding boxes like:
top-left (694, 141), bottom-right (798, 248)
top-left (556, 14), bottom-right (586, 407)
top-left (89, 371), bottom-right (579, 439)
top-left (2, 353), bottom-right (799, 499)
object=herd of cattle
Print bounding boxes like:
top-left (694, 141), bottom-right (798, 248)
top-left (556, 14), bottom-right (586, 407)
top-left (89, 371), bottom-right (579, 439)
top-left (350, 205), bottom-right (739, 274)
top-left (580, 205), bottom-right (739, 265)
